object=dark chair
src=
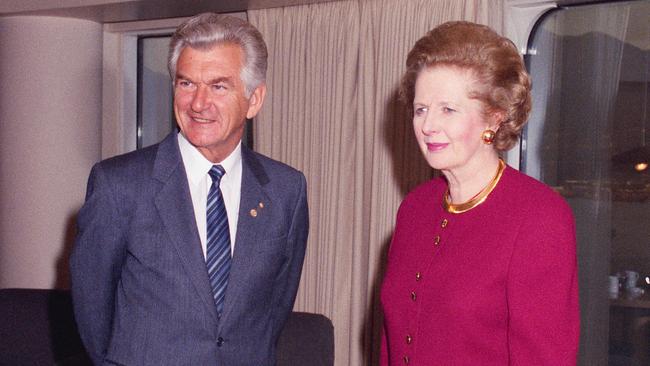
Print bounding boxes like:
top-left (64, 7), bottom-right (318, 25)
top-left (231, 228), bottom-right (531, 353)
top-left (0, 288), bottom-right (91, 366)
top-left (277, 311), bottom-right (335, 366)
top-left (0, 288), bottom-right (334, 366)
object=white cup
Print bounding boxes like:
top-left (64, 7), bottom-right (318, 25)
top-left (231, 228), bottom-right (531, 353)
top-left (609, 275), bottom-right (620, 298)
top-left (625, 270), bottom-right (640, 289)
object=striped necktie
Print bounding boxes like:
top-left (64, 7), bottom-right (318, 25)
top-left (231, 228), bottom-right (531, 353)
top-left (206, 165), bottom-right (231, 316)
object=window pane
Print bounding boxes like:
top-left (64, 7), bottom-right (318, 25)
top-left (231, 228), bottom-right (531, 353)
top-left (138, 35), bottom-right (174, 149)
top-left (525, 1), bottom-right (649, 365)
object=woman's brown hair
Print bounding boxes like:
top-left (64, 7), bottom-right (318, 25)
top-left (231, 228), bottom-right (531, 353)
top-left (400, 21), bottom-right (532, 151)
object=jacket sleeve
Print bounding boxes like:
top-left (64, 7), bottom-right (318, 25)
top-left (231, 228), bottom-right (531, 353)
top-left (70, 164), bottom-right (128, 365)
top-left (380, 321), bottom-right (389, 366)
top-left (507, 198), bottom-right (580, 365)
top-left (272, 172), bottom-right (309, 336)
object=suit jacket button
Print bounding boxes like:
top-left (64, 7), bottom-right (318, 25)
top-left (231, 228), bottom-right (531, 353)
top-left (217, 337), bottom-right (224, 347)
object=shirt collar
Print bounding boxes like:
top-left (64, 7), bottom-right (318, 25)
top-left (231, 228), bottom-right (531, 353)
top-left (177, 133), bottom-right (242, 185)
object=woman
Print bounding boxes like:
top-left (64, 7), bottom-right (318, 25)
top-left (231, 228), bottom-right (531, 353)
top-left (380, 22), bottom-right (579, 365)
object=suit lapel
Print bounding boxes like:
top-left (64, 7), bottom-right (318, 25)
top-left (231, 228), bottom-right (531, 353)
top-left (219, 146), bottom-right (271, 321)
top-left (152, 132), bottom-right (220, 324)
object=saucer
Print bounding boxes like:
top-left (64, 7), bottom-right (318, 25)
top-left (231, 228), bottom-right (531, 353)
top-left (626, 287), bottom-right (645, 298)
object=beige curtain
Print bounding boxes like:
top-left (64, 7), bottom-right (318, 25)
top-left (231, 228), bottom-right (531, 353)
top-left (248, 1), bottom-right (503, 364)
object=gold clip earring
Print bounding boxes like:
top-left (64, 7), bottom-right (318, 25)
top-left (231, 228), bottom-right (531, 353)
top-left (481, 129), bottom-right (496, 145)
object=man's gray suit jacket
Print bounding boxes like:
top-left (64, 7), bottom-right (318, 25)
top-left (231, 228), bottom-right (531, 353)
top-left (70, 131), bottom-right (309, 365)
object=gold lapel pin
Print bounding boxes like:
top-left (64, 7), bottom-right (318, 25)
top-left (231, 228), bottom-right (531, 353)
top-left (250, 202), bottom-right (264, 217)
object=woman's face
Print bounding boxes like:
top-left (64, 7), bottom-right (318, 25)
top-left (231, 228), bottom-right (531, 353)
top-left (412, 66), bottom-right (495, 173)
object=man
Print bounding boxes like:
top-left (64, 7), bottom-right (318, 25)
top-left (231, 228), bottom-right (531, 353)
top-left (70, 13), bottom-right (308, 365)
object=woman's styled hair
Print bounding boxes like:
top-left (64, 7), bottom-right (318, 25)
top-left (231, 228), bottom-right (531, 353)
top-left (168, 13), bottom-right (268, 97)
top-left (400, 21), bottom-right (532, 151)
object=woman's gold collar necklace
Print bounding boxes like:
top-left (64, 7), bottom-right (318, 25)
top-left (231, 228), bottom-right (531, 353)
top-left (443, 159), bottom-right (506, 214)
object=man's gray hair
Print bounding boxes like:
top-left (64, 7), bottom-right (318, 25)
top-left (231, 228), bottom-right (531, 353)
top-left (168, 13), bottom-right (268, 97)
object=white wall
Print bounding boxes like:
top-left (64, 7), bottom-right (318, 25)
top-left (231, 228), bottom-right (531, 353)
top-left (0, 16), bottom-right (102, 289)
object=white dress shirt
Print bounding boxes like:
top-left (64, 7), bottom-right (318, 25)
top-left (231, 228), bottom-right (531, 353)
top-left (178, 133), bottom-right (242, 258)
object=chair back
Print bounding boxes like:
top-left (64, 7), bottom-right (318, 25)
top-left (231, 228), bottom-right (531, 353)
top-left (0, 288), bottom-right (91, 365)
top-left (277, 311), bottom-right (335, 366)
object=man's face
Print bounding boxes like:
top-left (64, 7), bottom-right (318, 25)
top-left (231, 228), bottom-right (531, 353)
top-left (173, 43), bottom-right (265, 163)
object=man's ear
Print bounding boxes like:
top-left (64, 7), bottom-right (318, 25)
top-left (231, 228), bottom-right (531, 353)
top-left (246, 83), bottom-right (267, 119)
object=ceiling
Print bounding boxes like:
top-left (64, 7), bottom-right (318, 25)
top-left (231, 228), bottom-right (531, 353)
top-left (0, 0), bottom-right (628, 24)
top-left (0, 0), bottom-right (337, 23)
